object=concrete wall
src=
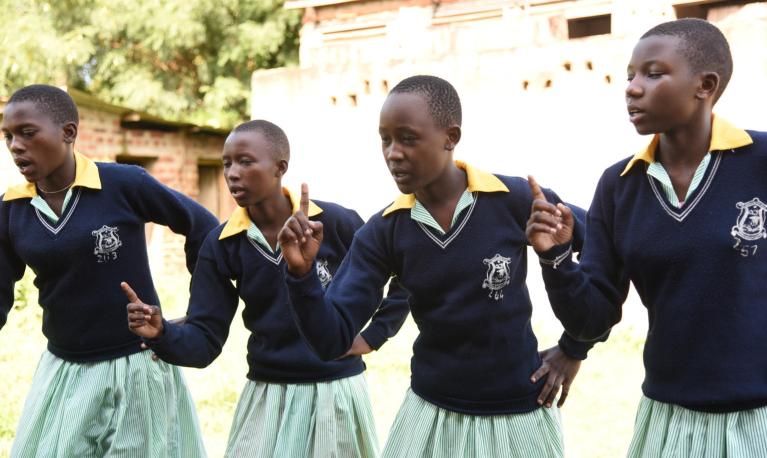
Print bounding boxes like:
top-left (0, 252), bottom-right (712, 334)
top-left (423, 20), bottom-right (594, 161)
top-left (252, 0), bottom-right (767, 218)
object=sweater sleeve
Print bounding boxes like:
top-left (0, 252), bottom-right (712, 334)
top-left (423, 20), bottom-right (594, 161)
top-left (146, 234), bottom-right (240, 367)
top-left (131, 169), bottom-right (219, 274)
top-left (359, 276), bottom-right (410, 350)
top-left (285, 220), bottom-right (393, 361)
top-left (537, 173), bottom-right (630, 341)
top-left (332, 207), bottom-right (410, 351)
top-left (532, 187), bottom-right (606, 358)
top-left (0, 201), bottom-right (26, 331)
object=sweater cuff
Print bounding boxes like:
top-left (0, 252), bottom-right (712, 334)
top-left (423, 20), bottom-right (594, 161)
top-left (537, 243), bottom-right (573, 270)
top-left (360, 326), bottom-right (387, 351)
top-left (557, 332), bottom-right (592, 360)
top-left (283, 262), bottom-right (323, 297)
top-left (143, 318), bottom-right (174, 349)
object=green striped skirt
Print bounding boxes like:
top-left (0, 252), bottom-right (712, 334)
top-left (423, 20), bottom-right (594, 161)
top-left (381, 389), bottom-right (563, 458)
top-left (628, 395), bottom-right (767, 457)
top-left (11, 350), bottom-right (206, 458)
top-left (225, 373), bottom-right (378, 458)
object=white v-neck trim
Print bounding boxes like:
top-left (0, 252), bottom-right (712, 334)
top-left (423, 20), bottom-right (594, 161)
top-left (647, 152), bottom-right (722, 222)
top-left (34, 189), bottom-right (82, 235)
top-left (247, 236), bottom-right (283, 265)
top-left (416, 192), bottom-right (478, 249)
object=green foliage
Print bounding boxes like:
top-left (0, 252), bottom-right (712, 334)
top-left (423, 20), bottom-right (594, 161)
top-left (0, 0), bottom-right (301, 128)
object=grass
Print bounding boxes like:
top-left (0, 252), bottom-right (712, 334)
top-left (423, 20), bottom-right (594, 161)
top-left (0, 266), bottom-right (647, 457)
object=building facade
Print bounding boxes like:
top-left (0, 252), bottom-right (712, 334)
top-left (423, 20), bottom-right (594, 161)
top-left (252, 0), bottom-right (767, 217)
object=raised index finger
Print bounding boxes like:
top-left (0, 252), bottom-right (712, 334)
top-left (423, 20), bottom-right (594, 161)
top-left (300, 183), bottom-right (310, 215)
top-left (527, 175), bottom-right (548, 202)
top-left (120, 281), bottom-right (140, 303)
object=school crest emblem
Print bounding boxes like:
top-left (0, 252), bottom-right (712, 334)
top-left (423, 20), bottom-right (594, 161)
top-left (92, 225), bottom-right (122, 263)
top-left (482, 253), bottom-right (511, 300)
top-left (731, 198), bottom-right (767, 257)
top-left (316, 258), bottom-right (333, 289)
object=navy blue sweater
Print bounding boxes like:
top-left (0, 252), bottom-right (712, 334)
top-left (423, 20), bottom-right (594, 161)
top-left (0, 155), bottom-right (218, 362)
top-left (538, 123), bottom-right (767, 412)
top-left (285, 164), bottom-right (595, 414)
top-left (147, 199), bottom-right (410, 383)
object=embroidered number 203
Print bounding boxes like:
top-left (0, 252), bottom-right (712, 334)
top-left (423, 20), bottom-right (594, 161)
top-left (92, 225), bottom-right (122, 263)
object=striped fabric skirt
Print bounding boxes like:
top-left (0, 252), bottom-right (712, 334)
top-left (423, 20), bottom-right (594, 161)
top-left (225, 373), bottom-right (378, 458)
top-left (628, 395), bottom-right (767, 457)
top-left (381, 389), bottom-right (563, 458)
top-left (11, 350), bottom-right (206, 458)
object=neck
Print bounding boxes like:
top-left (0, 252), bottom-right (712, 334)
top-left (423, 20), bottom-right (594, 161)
top-left (247, 188), bottom-right (294, 228)
top-left (657, 111), bottom-right (713, 167)
top-left (415, 160), bottom-right (467, 208)
top-left (39, 150), bottom-right (76, 193)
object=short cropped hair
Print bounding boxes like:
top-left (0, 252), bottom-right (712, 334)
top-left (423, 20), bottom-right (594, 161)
top-left (390, 75), bottom-right (462, 128)
top-left (8, 84), bottom-right (79, 126)
top-left (641, 18), bottom-right (732, 101)
top-left (232, 119), bottom-right (290, 162)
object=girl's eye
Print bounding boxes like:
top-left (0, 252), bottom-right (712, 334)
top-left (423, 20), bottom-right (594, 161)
top-left (381, 137), bottom-right (391, 146)
top-left (626, 74), bottom-right (635, 82)
top-left (21, 130), bottom-right (36, 138)
top-left (402, 136), bottom-right (416, 145)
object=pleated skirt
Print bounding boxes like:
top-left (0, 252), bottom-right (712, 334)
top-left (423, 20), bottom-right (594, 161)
top-left (11, 350), bottom-right (206, 458)
top-left (225, 373), bottom-right (378, 458)
top-left (627, 395), bottom-right (767, 458)
top-left (381, 389), bottom-right (563, 458)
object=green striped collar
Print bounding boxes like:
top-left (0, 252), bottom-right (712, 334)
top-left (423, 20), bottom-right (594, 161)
top-left (621, 115), bottom-right (752, 176)
top-left (383, 161), bottom-right (507, 217)
top-left (219, 187), bottom-right (323, 240)
top-left (30, 190), bottom-right (74, 223)
top-left (411, 189), bottom-right (474, 234)
top-left (646, 153), bottom-right (711, 208)
top-left (246, 221), bottom-right (276, 253)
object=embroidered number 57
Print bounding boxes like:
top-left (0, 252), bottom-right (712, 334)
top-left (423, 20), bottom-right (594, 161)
top-left (738, 244), bottom-right (758, 257)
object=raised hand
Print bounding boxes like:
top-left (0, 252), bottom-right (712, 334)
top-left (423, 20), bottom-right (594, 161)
top-left (530, 345), bottom-right (582, 408)
top-left (526, 176), bottom-right (574, 252)
top-left (123, 281), bottom-right (164, 340)
top-left (278, 183), bottom-right (324, 277)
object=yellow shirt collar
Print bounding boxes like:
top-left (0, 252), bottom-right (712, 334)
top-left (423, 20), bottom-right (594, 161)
top-left (382, 160), bottom-right (508, 217)
top-left (620, 115), bottom-right (753, 176)
top-left (3, 151), bottom-right (102, 201)
top-left (219, 187), bottom-right (323, 240)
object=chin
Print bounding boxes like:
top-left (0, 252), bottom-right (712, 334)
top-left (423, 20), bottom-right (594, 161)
top-left (395, 183), bottom-right (416, 194)
top-left (23, 173), bottom-right (41, 183)
top-left (233, 197), bottom-right (251, 207)
top-left (632, 124), bottom-right (656, 136)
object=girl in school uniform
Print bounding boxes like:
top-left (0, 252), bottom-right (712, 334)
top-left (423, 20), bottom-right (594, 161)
top-left (278, 75), bottom-right (598, 457)
top-left (527, 18), bottom-right (767, 457)
top-left (0, 84), bottom-right (216, 457)
top-left (125, 119), bottom-right (409, 457)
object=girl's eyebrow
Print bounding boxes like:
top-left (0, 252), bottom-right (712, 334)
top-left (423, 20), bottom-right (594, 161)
top-left (6, 122), bottom-right (37, 129)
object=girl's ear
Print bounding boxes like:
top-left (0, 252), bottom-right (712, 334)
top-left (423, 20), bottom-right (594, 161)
top-left (445, 125), bottom-right (462, 151)
top-left (276, 159), bottom-right (289, 177)
top-left (696, 71), bottom-right (720, 101)
top-left (62, 122), bottom-right (78, 144)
